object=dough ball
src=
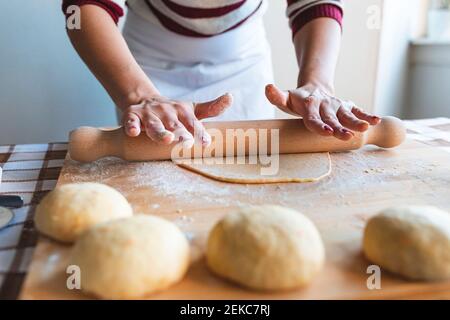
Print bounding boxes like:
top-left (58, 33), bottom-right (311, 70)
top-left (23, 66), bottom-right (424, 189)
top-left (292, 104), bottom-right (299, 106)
top-left (70, 215), bottom-right (190, 299)
top-left (35, 182), bottom-right (132, 243)
top-left (363, 206), bottom-right (450, 281)
top-left (206, 205), bottom-right (325, 291)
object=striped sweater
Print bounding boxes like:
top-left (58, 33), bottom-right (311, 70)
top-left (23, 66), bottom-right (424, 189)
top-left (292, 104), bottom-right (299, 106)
top-left (62, 0), bottom-right (343, 37)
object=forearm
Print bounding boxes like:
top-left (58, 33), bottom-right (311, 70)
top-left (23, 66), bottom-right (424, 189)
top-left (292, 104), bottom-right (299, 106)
top-left (293, 18), bottom-right (342, 94)
top-left (267, 6), bottom-right (379, 139)
top-left (66, 5), bottom-right (159, 110)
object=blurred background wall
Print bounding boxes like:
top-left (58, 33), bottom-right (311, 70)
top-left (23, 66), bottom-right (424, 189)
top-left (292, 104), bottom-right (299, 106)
top-left (0, 0), bottom-right (448, 144)
top-left (0, 0), bottom-right (117, 145)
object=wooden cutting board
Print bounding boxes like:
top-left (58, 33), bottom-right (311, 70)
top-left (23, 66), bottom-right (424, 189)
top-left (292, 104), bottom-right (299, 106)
top-left (19, 136), bottom-right (450, 299)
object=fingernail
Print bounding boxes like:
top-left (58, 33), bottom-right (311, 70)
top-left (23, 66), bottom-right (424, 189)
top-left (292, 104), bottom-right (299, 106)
top-left (158, 130), bottom-right (174, 143)
top-left (323, 125), bottom-right (334, 133)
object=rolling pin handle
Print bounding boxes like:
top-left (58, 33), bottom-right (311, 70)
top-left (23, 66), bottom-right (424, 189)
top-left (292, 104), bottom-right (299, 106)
top-left (69, 127), bottom-right (122, 162)
top-left (366, 116), bottom-right (406, 149)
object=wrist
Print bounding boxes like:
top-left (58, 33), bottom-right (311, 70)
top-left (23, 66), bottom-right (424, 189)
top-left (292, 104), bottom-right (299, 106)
top-left (297, 74), bottom-right (335, 96)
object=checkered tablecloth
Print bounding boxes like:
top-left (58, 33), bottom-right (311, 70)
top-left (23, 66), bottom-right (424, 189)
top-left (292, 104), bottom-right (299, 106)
top-left (0, 143), bottom-right (67, 299)
top-left (0, 118), bottom-right (450, 300)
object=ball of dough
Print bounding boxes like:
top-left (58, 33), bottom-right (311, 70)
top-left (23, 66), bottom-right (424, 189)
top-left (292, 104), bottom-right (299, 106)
top-left (35, 182), bottom-right (132, 243)
top-left (70, 215), bottom-right (190, 299)
top-left (363, 206), bottom-right (450, 281)
top-left (206, 205), bottom-right (325, 291)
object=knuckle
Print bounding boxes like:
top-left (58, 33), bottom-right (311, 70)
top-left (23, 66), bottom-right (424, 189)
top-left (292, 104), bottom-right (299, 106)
top-left (322, 115), bottom-right (337, 123)
top-left (305, 115), bottom-right (322, 122)
top-left (304, 97), bottom-right (316, 105)
top-left (320, 99), bottom-right (331, 107)
top-left (352, 106), bottom-right (363, 113)
top-left (174, 102), bottom-right (189, 111)
top-left (142, 111), bottom-right (154, 121)
top-left (145, 120), bottom-right (160, 129)
top-left (166, 121), bottom-right (182, 131)
top-left (153, 103), bottom-right (167, 112)
top-left (159, 111), bottom-right (176, 122)
top-left (338, 107), bottom-right (351, 116)
top-left (142, 103), bottom-right (154, 113)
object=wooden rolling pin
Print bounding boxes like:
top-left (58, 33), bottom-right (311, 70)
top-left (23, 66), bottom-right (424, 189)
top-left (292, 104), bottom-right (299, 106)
top-left (68, 116), bottom-right (406, 162)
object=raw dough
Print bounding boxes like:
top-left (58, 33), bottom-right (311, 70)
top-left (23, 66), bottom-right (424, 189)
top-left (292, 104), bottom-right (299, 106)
top-left (206, 205), bottom-right (325, 291)
top-left (176, 153), bottom-right (331, 184)
top-left (363, 206), bottom-right (450, 281)
top-left (70, 215), bottom-right (190, 299)
top-left (35, 182), bottom-right (132, 243)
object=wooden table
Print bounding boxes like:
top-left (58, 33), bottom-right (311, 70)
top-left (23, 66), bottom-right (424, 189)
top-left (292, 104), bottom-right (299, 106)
top-left (19, 119), bottom-right (450, 299)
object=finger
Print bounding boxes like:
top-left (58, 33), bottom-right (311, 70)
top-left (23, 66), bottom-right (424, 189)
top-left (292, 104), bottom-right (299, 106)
top-left (189, 118), bottom-right (211, 147)
top-left (142, 111), bottom-right (174, 145)
top-left (122, 112), bottom-right (141, 137)
top-left (194, 93), bottom-right (233, 120)
top-left (320, 103), bottom-right (354, 140)
top-left (159, 112), bottom-right (183, 133)
top-left (172, 125), bottom-right (195, 149)
top-left (302, 96), bottom-right (334, 136)
top-left (161, 113), bottom-right (196, 149)
top-left (265, 84), bottom-right (288, 107)
top-left (178, 109), bottom-right (211, 147)
top-left (265, 84), bottom-right (297, 116)
top-left (351, 107), bottom-right (381, 125)
top-left (337, 106), bottom-right (370, 132)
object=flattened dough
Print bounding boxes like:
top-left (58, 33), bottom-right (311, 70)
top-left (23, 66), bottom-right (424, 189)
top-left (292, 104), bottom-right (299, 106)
top-left (175, 153), bottom-right (331, 184)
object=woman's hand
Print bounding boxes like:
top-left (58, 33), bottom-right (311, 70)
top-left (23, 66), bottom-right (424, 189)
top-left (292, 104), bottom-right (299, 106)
top-left (265, 83), bottom-right (380, 141)
top-left (122, 93), bottom-right (233, 147)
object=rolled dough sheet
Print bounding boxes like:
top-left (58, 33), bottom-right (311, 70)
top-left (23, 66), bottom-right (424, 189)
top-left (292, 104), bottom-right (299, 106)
top-left (174, 153), bottom-right (331, 184)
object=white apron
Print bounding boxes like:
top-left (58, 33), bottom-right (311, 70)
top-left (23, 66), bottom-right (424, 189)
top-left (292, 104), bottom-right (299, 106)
top-left (121, 5), bottom-right (275, 121)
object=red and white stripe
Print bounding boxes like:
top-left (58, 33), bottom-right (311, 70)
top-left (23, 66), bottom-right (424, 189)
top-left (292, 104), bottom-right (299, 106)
top-left (62, 0), bottom-right (343, 37)
top-left (287, 0), bottom-right (343, 32)
top-left (138, 0), bottom-right (264, 37)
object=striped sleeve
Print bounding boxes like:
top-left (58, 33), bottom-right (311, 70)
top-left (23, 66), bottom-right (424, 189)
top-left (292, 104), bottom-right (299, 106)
top-left (62, 0), bottom-right (124, 25)
top-left (286, 0), bottom-right (344, 36)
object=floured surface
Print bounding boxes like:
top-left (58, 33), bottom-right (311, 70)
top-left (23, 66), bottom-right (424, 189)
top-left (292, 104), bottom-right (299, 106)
top-left (174, 153), bottom-right (331, 184)
top-left (20, 137), bottom-right (450, 300)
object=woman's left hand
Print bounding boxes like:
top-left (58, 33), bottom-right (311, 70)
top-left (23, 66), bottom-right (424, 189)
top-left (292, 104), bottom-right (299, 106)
top-left (265, 83), bottom-right (381, 141)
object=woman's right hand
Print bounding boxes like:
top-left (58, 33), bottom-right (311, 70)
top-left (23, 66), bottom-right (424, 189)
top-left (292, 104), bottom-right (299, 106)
top-left (122, 93), bottom-right (233, 148)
